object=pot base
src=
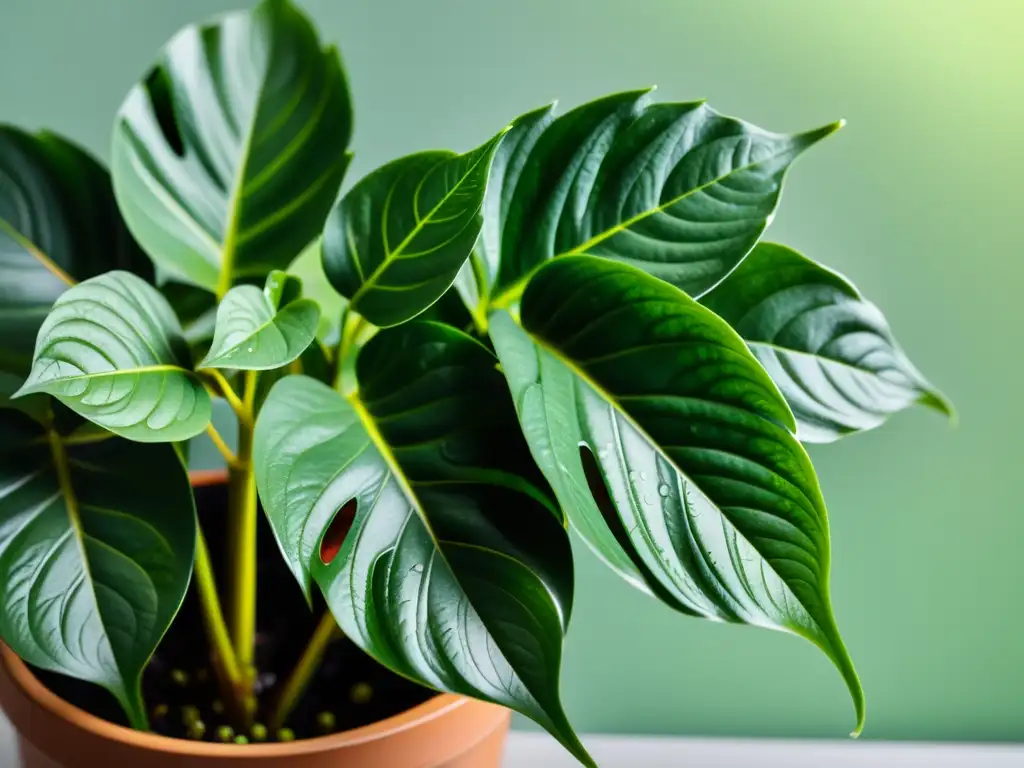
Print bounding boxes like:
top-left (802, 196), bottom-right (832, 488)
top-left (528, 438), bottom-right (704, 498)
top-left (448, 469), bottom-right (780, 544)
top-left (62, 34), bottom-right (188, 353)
top-left (3, 640), bottom-right (511, 767)
top-left (14, 718), bottom-right (510, 768)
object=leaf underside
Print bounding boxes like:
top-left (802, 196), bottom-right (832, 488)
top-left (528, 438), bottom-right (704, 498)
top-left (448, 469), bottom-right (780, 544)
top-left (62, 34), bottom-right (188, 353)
top-left (700, 242), bottom-right (952, 442)
top-left (489, 255), bottom-right (864, 734)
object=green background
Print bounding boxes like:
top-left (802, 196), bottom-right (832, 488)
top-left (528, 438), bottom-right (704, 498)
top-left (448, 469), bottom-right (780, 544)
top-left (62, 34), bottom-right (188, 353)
top-left (2, 0), bottom-right (1020, 742)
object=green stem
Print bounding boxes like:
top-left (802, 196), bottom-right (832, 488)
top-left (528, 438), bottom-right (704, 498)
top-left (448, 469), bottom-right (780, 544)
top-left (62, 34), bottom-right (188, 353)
top-left (194, 525), bottom-right (248, 725)
top-left (333, 309), bottom-right (370, 394)
top-left (489, 275), bottom-right (527, 311)
top-left (227, 371), bottom-right (259, 709)
top-left (270, 611), bottom-right (341, 730)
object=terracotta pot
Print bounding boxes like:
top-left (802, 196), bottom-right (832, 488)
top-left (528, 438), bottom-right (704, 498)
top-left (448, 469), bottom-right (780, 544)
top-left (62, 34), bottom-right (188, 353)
top-left (0, 469), bottom-right (512, 767)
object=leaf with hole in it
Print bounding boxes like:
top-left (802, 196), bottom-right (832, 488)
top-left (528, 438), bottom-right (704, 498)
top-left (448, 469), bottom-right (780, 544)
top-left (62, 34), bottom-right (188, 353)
top-left (479, 90), bottom-right (839, 304)
top-left (253, 323), bottom-right (593, 767)
top-left (111, 0), bottom-right (353, 293)
top-left (14, 271), bottom-right (210, 443)
top-left (0, 126), bottom-right (152, 377)
top-left (198, 271), bottom-right (319, 371)
top-left (489, 255), bottom-right (864, 735)
top-left (320, 129), bottom-right (507, 328)
top-left (700, 242), bottom-right (953, 442)
top-left (0, 425), bottom-right (195, 730)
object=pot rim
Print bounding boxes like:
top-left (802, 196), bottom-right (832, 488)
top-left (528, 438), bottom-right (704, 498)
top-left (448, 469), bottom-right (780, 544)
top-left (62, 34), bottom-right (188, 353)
top-left (1, 646), bottom-right (466, 757)
top-left (0, 466), bottom-right (468, 758)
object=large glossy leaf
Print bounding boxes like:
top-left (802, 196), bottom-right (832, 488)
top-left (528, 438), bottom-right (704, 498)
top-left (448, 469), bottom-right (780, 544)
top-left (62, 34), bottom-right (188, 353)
top-left (0, 421), bottom-right (195, 729)
top-left (700, 242), bottom-right (952, 442)
top-left (489, 255), bottom-right (864, 734)
top-left (198, 271), bottom-right (319, 370)
top-left (454, 104), bottom-right (556, 317)
top-left (321, 130), bottom-right (506, 327)
top-left (0, 127), bottom-right (151, 376)
top-left (485, 90), bottom-right (839, 302)
top-left (111, 0), bottom-right (352, 294)
top-left (14, 271), bottom-right (211, 442)
top-left (254, 323), bottom-right (592, 766)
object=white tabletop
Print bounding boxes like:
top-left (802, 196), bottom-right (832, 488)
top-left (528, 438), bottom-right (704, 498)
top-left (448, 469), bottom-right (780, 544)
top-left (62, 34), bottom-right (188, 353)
top-left (2, 710), bottom-right (1022, 768)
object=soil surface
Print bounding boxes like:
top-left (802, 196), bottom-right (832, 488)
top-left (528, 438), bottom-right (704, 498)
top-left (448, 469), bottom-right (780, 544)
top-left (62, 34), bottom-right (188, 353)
top-left (33, 479), bottom-right (434, 744)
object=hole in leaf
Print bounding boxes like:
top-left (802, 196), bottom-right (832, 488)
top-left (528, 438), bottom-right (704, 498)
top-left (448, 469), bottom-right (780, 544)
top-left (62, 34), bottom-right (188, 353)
top-left (144, 66), bottom-right (185, 157)
top-left (579, 444), bottom-right (625, 539)
top-left (319, 499), bottom-right (357, 565)
top-left (578, 444), bottom-right (692, 613)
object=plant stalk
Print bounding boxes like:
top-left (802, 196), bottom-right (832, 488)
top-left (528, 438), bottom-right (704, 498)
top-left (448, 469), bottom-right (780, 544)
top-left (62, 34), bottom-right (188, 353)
top-left (270, 611), bottom-right (341, 730)
top-left (227, 371), bottom-right (259, 709)
top-left (194, 525), bottom-right (249, 726)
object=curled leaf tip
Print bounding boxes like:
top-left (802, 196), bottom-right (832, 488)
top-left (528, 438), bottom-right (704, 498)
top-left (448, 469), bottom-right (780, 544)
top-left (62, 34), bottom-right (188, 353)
top-left (797, 118), bottom-right (846, 148)
top-left (920, 389), bottom-right (958, 427)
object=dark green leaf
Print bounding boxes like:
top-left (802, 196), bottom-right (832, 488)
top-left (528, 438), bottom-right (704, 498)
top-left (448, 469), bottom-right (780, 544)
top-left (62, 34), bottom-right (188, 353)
top-left (489, 255), bottom-right (864, 734)
top-left (0, 428), bottom-right (195, 729)
top-left (14, 271), bottom-right (211, 442)
top-left (254, 323), bottom-right (592, 766)
top-left (0, 126), bottom-right (151, 376)
top-left (111, 0), bottom-right (353, 293)
top-left (198, 271), bottom-right (319, 371)
top-left (454, 104), bottom-right (556, 317)
top-left (321, 130), bottom-right (507, 327)
top-left (700, 242), bottom-right (953, 442)
top-left (487, 90), bottom-right (839, 302)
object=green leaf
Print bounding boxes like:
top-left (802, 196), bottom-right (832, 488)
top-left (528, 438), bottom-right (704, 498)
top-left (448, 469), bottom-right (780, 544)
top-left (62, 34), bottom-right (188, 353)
top-left (0, 428), bottom-right (195, 729)
top-left (14, 271), bottom-right (211, 443)
top-left (487, 90), bottom-right (840, 302)
top-left (198, 271), bottom-right (319, 371)
top-left (489, 255), bottom-right (865, 735)
top-left (700, 242), bottom-right (953, 442)
top-left (254, 323), bottom-right (593, 766)
top-left (111, 0), bottom-right (353, 294)
top-left (454, 104), bottom-right (556, 316)
top-left (321, 129), bottom-right (507, 327)
top-left (0, 126), bottom-right (152, 376)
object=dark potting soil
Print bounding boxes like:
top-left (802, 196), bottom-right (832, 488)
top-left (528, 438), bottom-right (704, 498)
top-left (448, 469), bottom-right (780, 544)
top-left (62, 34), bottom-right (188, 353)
top-left (32, 479), bottom-right (435, 744)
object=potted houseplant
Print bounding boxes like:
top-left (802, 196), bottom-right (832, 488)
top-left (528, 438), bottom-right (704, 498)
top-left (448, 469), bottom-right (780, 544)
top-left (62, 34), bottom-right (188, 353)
top-left (0, 0), bottom-right (953, 765)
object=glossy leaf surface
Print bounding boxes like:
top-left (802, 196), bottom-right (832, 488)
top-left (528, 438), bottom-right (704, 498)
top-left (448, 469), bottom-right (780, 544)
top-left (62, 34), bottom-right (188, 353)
top-left (321, 131), bottom-right (506, 327)
top-left (489, 255), bottom-right (864, 733)
top-left (254, 323), bottom-right (591, 765)
top-left (487, 90), bottom-right (839, 301)
top-left (701, 242), bottom-right (952, 442)
top-left (454, 104), bottom-right (556, 316)
top-left (111, 0), bottom-right (352, 293)
top-left (199, 271), bottom-right (319, 370)
top-left (0, 127), bottom-right (151, 376)
top-left (15, 271), bottom-right (210, 442)
top-left (0, 424), bottom-right (195, 729)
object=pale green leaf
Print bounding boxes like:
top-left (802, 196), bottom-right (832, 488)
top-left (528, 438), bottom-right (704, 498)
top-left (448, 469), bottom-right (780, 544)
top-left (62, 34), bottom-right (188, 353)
top-left (111, 0), bottom-right (352, 293)
top-left (15, 271), bottom-right (210, 442)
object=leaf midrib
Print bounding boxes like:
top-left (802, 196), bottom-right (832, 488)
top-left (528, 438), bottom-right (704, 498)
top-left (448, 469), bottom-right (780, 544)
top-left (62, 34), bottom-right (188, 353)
top-left (214, 44), bottom-right (272, 299)
top-left (0, 218), bottom-right (75, 286)
top-left (44, 430), bottom-right (132, 706)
